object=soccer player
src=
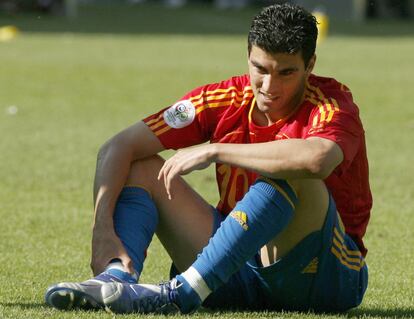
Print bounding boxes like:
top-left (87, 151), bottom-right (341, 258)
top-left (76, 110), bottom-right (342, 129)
top-left (45, 3), bottom-right (371, 314)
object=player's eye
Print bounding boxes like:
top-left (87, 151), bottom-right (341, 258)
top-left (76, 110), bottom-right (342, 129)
top-left (256, 66), bottom-right (267, 74)
top-left (279, 69), bottom-right (297, 76)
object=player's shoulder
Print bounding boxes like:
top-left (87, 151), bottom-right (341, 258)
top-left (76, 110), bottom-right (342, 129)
top-left (182, 74), bottom-right (254, 107)
top-left (183, 74), bottom-right (252, 99)
top-left (306, 74), bottom-right (359, 114)
top-left (308, 74), bottom-right (352, 97)
top-left (207, 74), bottom-right (252, 94)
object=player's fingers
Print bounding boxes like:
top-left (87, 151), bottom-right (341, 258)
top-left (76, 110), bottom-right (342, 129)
top-left (165, 175), bottom-right (172, 200)
top-left (158, 160), bottom-right (168, 181)
top-left (165, 165), bottom-right (181, 200)
top-left (163, 166), bottom-right (172, 200)
top-left (157, 165), bottom-right (164, 181)
top-left (162, 167), bottom-right (171, 200)
top-left (160, 157), bottom-right (174, 180)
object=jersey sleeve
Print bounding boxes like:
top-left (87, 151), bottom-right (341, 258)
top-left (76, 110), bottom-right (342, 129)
top-left (143, 76), bottom-right (248, 150)
top-left (142, 86), bottom-right (218, 150)
top-left (305, 91), bottom-right (364, 175)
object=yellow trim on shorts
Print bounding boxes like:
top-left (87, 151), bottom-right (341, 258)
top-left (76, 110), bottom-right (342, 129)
top-left (331, 226), bottom-right (365, 271)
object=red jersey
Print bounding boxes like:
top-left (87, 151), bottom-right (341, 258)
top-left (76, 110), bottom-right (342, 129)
top-left (143, 74), bottom-right (372, 256)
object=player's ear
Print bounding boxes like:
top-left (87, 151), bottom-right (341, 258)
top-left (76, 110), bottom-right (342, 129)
top-left (306, 54), bottom-right (316, 75)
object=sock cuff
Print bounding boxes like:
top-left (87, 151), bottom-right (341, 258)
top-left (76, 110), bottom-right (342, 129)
top-left (121, 185), bottom-right (153, 198)
top-left (255, 177), bottom-right (298, 210)
top-left (180, 266), bottom-right (211, 302)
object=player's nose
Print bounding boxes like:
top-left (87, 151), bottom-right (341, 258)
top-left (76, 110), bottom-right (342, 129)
top-left (261, 74), bottom-right (280, 95)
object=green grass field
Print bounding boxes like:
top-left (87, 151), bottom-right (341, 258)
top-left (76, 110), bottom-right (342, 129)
top-left (1, 4), bottom-right (414, 319)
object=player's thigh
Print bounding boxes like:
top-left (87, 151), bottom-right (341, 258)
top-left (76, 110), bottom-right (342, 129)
top-left (262, 178), bottom-right (330, 262)
top-left (126, 155), bottom-right (214, 272)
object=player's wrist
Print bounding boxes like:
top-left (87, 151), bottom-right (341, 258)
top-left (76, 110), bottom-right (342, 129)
top-left (209, 143), bottom-right (221, 162)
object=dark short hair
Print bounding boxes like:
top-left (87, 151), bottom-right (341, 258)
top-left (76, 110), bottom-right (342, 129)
top-left (248, 3), bottom-right (318, 67)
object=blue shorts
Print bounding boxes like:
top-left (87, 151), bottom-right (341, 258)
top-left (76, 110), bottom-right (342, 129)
top-left (171, 194), bottom-right (368, 312)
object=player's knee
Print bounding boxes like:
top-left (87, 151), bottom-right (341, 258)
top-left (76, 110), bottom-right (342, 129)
top-left (253, 177), bottom-right (298, 213)
top-left (125, 155), bottom-right (165, 187)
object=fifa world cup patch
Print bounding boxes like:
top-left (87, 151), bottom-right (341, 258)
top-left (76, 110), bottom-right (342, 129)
top-left (163, 100), bottom-right (195, 129)
top-left (230, 211), bottom-right (249, 231)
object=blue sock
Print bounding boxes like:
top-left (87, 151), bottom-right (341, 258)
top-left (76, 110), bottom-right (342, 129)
top-left (176, 178), bottom-right (298, 310)
top-left (113, 186), bottom-right (158, 280)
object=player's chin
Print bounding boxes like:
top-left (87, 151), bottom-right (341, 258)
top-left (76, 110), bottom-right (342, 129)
top-left (257, 99), bottom-right (280, 112)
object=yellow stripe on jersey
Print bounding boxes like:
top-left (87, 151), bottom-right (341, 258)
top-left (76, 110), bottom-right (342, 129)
top-left (151, 86), bottom-right (253, 137)
top-left (306, 92), bottom-right (340, 129)
top-left (190, 86), bottom-right (252, 107)
top-left (195, 92), bottom-right (254, 115)
top-left (154, 125), bottom-right (171, 137)
top-left (332, 98), bottom-right (340, 110)
top-left (307, 83), bottom-right (332, 106)
top-left (319, 104), bottom-right (326, 122)
top-left (188, 86), bottom-right (252, 104)
top-left (197, 90), bottom-right (246, 103)
top-left (326, 104), bottom-right (334, 122)
top-left (150, 119), bottom-right (167, 131)
top-left (307, 83), bottom-right (340, 111)
top-left (146, 113), bottom-right (164, 126)
top-left (193, 93), bottom-right (253, 111)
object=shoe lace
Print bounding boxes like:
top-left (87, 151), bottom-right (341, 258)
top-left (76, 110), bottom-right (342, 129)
top-left (132, 281), bottom-right (179, 314)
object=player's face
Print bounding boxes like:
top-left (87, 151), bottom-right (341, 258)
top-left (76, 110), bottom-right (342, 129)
top-left (248, 45), bottom-right (315, 124)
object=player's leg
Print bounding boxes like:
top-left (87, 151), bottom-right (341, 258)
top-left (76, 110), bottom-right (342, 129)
top-left (172, 177), bottom-right (330, 313)
top-left (123, 154), bottom-right (215, 271)
top-left (101, 177), bottom-right (367, 313)
top-left (187, 178), bottom-right (367, 312)
top-left (198, 177), bottom-right (331, 311)
top-left (247, 182), bottom-right (368, 312)
top-left (45, 154), bottom-right (215, 311)
top-left (101, 177), bottom-right (330, 313)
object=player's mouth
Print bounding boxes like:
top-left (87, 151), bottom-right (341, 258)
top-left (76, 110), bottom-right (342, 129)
top-left (259, 91), bottom-right (280, 102)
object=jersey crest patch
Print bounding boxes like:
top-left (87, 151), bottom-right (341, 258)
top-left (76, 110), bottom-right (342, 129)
top-left (163, 100), bottom-right (195, 129)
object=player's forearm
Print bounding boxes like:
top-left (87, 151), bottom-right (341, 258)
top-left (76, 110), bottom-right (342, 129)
top-left (92, 121), bottom-right (165, 229)
top-left (212, 138), bottom-right (341, 180)
top-left (93, 140), bottom-right (133, 230)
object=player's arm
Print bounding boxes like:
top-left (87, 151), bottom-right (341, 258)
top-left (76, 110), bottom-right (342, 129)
top-left (212, 136), bottom-right (343, 179)
top-left (91, 121), bottom-right (164, 275)
top-left (158, 137), bottom-right (342, 199)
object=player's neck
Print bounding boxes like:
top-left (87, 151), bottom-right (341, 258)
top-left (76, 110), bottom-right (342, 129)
top-left (254, 96), bottom-right (304, 127)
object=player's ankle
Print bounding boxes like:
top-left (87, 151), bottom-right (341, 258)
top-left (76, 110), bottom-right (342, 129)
top-left (174, 268), bottom-right (210, 314)
top-left (104, 260), bottom-right (138, 283)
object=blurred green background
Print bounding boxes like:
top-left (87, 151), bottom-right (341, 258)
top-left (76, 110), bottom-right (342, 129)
top-left (0, 2), bottom-right (413, 319)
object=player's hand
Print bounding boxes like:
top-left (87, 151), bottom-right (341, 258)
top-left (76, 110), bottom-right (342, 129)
top-left (158, 144), bottom-right (216, 199)
top-left (90, 226), bottom-right (134, 276)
